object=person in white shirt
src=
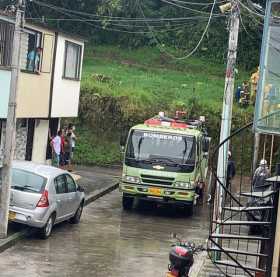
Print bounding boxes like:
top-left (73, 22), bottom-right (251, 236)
top-left (68, 124), bottom-right (77, 159)
top-left (52, 130), bottom-right (62, 167)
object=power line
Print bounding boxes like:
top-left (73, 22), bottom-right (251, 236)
top-left (164, 0), bottom-right (226, 6)
top-left (32, 0), bottom-right (203, 34)
top-left (26, 16), bottom-right (208, 33)
top-left (137, 0), bottom-right (218, 60)
top-left (160, 0), bottom-right (220, 15)
top-left (32, 0), bottom-right (223, 23)
top-left (238, 0), bottom-right (264, 18)
top-left (26, 17), bottom-right (208, 29)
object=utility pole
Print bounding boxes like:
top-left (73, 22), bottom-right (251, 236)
top-left (215, 0), bottom-right (240, 248)
top-left (0, 0), bottom-right (25, 238)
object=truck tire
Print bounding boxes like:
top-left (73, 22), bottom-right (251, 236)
top-left (184, 204), bottom-right (194, 216)
top-left (122, 194), bottom-right (134, 210)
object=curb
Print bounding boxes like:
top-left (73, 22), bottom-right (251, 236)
top-left (84, 183), bottom-right (119, 206)
top-left (0, 182), bottom-right (119, 253)
top-left (0, 228), bottom-right (30, 253)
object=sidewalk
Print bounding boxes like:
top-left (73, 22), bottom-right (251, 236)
top-left (71, 165), bottom-right (121, 195)
top-left (0, 165), bottom-right (121, 253)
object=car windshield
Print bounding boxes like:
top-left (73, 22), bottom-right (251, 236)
top-left (126, 130), bottom-right (196, 166)
top-left (11, 169), bottom-right (47, 193)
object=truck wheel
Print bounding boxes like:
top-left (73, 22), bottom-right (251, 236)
top-left (122, 195), bottom-right (134, 210)
top-left (184, 204), bottom-right (194, 216)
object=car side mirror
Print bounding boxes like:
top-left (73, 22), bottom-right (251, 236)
top-left (77, 185), bottom-right (85, 192)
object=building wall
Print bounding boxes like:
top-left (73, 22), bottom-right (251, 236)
top-left (51, 35), bottom-right (84, 118)
top-left (16, 25), bottom-right (55, 118)
top-left (0, 120), bottom-right (27, 163)
top-left (32, 119), bottom-right (49, 164)
top-left (0, 69), bottom-right (11, 118)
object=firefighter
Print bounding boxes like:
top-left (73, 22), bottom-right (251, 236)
top-left (250, 66), bottom-right (260, 105)
top-left (252, 159), bottom-right (270, 192)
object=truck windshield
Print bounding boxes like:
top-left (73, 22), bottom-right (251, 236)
top-left (125, 130), bottom-right (196, 172)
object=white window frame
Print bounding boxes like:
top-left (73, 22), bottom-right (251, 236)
top-left (63, 40), bottom-right (82, 81)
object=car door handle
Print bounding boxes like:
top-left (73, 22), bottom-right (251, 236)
top-left (68, 198), bottom-right (73, 201)
top-left (57, 199), bottom-right (61, 203)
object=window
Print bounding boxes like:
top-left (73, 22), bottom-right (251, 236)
top-left (0, 20), bottom-right (14, 67)
top-left (63, 41), bottom-right (82, 80)
top-left (65, 174), bottom-right (77, 193)
top-left (21, 28), bottom-right (42, 73)
top-left (55, 175), bottom-right (67, 194)
top-left (11, 169), bottom-right (47, 194)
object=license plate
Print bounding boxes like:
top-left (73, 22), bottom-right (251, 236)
top-left (8, 211), bottom-right (16, 221)
top-left (148, 187), bottom-right (162, 196)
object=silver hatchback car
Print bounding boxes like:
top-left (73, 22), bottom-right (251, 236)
top-left (9, 161), bottom-right (85, 239)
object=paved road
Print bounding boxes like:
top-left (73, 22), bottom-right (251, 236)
top-left (0, 191), bottom-right (210, 277)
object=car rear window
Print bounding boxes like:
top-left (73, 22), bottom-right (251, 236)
top-left (11, 169), bottom-right (47, 193)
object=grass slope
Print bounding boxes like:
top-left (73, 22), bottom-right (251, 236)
top-left (74, 46), bottom-right (251, 165)
top-left (82, 46), bottom-right (249, 109)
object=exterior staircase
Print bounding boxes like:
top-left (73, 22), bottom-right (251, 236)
top-left (207, 122), bottom-right (279, 277)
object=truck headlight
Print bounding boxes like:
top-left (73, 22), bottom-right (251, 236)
top-left (122, 175), bottom-right (140, 184)
top-left (174, 181), bottom-right (194, 189)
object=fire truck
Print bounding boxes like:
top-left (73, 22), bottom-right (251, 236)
top-left (119, 113), bottom-right (211, 215)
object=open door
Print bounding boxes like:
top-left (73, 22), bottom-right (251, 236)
top-left (25, 119), bottom-right (35, 161)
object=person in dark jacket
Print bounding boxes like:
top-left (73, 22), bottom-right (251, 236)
top-left (252, 159), bottom-right (270, 191)
top-left (227, 151), bottom-right (236, 189)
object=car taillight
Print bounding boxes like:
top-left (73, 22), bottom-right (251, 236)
top-left (37, 190), bottom-right (49, 208)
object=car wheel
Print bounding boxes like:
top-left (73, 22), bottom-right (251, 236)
top-left (122, 194), bottom-right (134, 210)
top-left (40, 214), bottom-right (55, 239)
top-left (70, 203), bottom-right (84, 224)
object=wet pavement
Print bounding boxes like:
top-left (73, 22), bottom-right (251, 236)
top-left (0, 191), bottom-right (210, 277)
top-left (73, 165), bottom-right (121, 195)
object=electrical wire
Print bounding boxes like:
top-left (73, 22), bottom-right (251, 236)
top-left (26, 17), bottom-right (208, 30)
top-left (27, 16), bottom-right (207, 33)
top-left (137, 0), bottom-right (218, 60)
top-left (238, 0), bottom-right (264, 18)
top-left (160, 0), bottom-right (220, 15)
top-left (32, 0), bottom-right (203, 35)
top-left (238, 5), bottom-right (262, 39)
top-left (164, 0), bottom-right (226, 6)
top-left (32, 0), bottom-right (223, 23)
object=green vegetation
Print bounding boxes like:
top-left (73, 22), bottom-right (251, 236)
top-left (73, 46), bottom-right (253, 166)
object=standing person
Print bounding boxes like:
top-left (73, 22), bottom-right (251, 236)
top-left (235, 86), bottom-right (241, 103)
top-left (68, 123), bottom-right (77, 160)
top-left (27, 47), bottom-right (42, 73)
top-left (64, 132), bottom-right (73, 171)
top-left (59, 129), bottom-right (66, 169)
top-left (250, 66), bottom-right (260, 105)
top-left (51, 130), bottom-right (62, 167)
top-left (252, 159), bottom-right (270, 192)
top-left (227, 151), bottom-right (236, 189)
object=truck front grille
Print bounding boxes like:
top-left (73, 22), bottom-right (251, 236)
top-left (141, 174), bottom-right (174, 187)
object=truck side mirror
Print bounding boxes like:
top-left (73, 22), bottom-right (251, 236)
top-left (202, 137), bottom-right (211, 153)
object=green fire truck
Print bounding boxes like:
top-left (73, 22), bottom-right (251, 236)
top-left (119, 113), bottom-right (210, 215)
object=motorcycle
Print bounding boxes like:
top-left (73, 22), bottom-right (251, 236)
top-left (166, 234), bottom-right (204, 277)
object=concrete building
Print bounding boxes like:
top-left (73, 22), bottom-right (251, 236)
top-left (0, 13), bottom-right (84, 164)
